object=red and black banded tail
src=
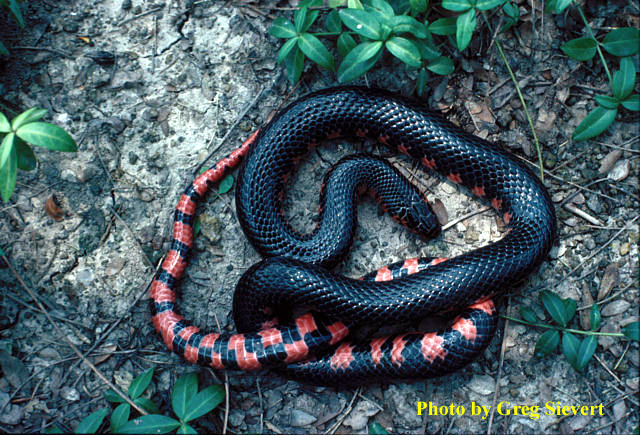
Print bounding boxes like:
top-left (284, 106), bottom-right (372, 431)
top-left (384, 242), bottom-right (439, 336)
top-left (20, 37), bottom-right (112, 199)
top-left (280, 300), bottom-right (498, 385)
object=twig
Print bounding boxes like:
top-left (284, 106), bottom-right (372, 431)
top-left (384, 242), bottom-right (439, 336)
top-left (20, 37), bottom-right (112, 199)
top-left (60, 256), bottom-right (163, 385)
top-left (326, 388), bottom-right (361, 435)
top-left (442, 206), bottom-right (492, 231)
top-left (563, 203), bottom-right (603, 226)
top-left (1, 254), bottom-right (147, 415)
top-left (480, 12), bottom-right (544, 181)
top-left (487, 297), bottom-right (510, 435)
top-left (109, 206), bottom-right (153, 267)
top-left (193, 86), bottom-right (267, 175)
top-left (11, 46), bottom-right (72, 58)
top-left (116, 6), bottom-right (163, 27)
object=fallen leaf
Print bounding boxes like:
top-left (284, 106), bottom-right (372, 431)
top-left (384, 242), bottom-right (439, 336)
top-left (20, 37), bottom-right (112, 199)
top-left (598, 262), bottom-right (619, 300)
top-left (0, 349), bottom-right (31, 391)
top-left (45, 194), bottom-right (64, 221)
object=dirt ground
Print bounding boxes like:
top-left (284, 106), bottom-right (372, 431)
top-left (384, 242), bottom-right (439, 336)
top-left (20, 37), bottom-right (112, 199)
top-left (0, 0), bottom-right (638, 434)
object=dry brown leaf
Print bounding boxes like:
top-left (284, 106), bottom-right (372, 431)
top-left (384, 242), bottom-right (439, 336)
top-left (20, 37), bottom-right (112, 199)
top-left (431, 198), bottom-right (448, 226)
top-left (599, 149), bottom-right (623, 174)
top-left (580, 282), bottom-right (594, 330)
top-left (45, 194), bottom-right (64, 221)
top-left (597, 262), bottom-right (619, 301)
top-left (92, 344), bottom-right (117, 365)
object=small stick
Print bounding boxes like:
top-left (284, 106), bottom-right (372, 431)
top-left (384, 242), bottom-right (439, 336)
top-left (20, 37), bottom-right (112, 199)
top-left (1, 254), bottom-right (147, 415)
top-left (563, 203), bottom-right (603, 226)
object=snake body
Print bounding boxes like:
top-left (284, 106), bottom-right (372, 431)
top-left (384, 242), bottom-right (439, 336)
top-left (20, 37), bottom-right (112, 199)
top-left (151, 86), bottom-right (556, 385)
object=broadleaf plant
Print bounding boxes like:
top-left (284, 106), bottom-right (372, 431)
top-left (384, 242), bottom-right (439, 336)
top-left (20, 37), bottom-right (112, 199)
top-left (555, 2), bottom-right (639, 141)
top-left (507, 291), bottom-right (639, 373)
top-left (0, 108), bottom-right (77, 203)
top-left (100, 368), bottom-right (224, 434)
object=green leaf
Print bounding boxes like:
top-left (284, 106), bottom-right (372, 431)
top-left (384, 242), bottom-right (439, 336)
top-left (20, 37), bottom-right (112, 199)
top-left (0, 112), bottom-right (10, 133)
top-left (0, 247), bottom-right (5, 256)
top-left (561, 37), bottom-right (597, 61)
top-left (116, 415), bottom-right (181, 434)
top-left (348, 0), bottom-right (364, 8)
top-left (349, 41), bottom-right (383, 64)
top-left (389, 15), bottom-right (428, 38)
top-left (15, 122), bottom-right (77, 152)
top-left (369, 421), bottom-right (390, 434)
top-left (541, 291), bottom-right (568, 326)
top-left (0, 133), bottom-right (17, 203)
top-left (8, 0), bottom-right (24, 28)
top-left (15, 137), bottom-right (37, 171)
top-left (134, 397), bottom-right (161, 415)
top-left (183, 384), bottom-right (225, 422)
top-left (110, 404), bottom-right (130, 433)
top-left (622, 322), bottom-right (640, 341)
top-left (475, 0), bottom-right (506, 10)
top-left (612, 57), bottom-right (636, 100)
top-left (429, 17), bottom-right (457, 36)
top-left (75, 408), bottom-right (109, 434)
top-left (0, 40), bottom-right (9, 57)
top-left (329, 0), bottom-right (346, 6)
top-left (545, 0), bottom-right (572, 13)
top-left (367, 0), bottom-right (395, 17)
top-left (427, 56), bottom-right (454, 75)
top-left (11, 107), bottom-right (48, 130)
top-left (284, 47), bottom-right (305, 84)
top-left (594, 94), bottom-right (620, 109)
top-left (501, 2), bottom-right (519, 31)
top-left (298, 33), bottom-right (335, 71)
top-left (590, 304), bottom-right (601, 331)
top-left (177, 424), bottom-right (198, 435)
top-left (519, 306), bottom-right (539, 324)
top-left (572, 106), bottom-right (617, 142)
top-left (456, 8), bottom-right (476, 51)
top-left (325, 9), bottom-right (342, 33)
top-left (442, 0), bottom-right (473, 11)
top-left (295, 8), bottom-right (320, 33)
top-left (576, 335), bottom-right (597, 371)
top-left (385, 37), bottom-right (421, 67)
top-left (416, 68), bottom-right (428, 96)
top-left (563, 298), bottom-right (577, 323)
top-left (104, 390), bottom-right (126, 403)
top-left (339, 9), bottom-right (381, 39)
top-left (418, 36), bottom-right (441, 61)
top-left (337, 32), bottom-right (357, 57)
top-left (601, 28), bottom-right (640, 57)
top-left (269, 17), bottom-right (297, 39)
top-left (43, 425), bottom-right (65, 434)
top-left (621, 94), bottom-right (640, 111)
top-left (561, 332), bottom-right (580, 369)
top-left (337, 48), bottom-right (381, 82)
top-left (535, 330), bottom-right (560, 356)
top-left (298, 0), bottom-right (322, 7)
top-left (410, 0), bottom-right (428, 14)
top-left (128, 367), bottom-right (154, 400)
top-left (277, 37), bottom-right (299, 64)
top-left (0, 131), bottom-right (14, 169)
top-left (172, 373), bottom-right (199, 421)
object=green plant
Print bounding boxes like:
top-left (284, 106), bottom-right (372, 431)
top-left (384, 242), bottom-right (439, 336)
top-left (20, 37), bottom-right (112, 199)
top-left (0, 0), bottom-right (25, 56)
top-left (46, 369), bottom-right (225, 434)
top-left (507, 291), bottom-right (639, 373)
top-left (0, 108), bottom-right (77, 202)
top-left (551, 0), bottom-right (640, 141)
top-left (270, 0), bottom-right (461, 94)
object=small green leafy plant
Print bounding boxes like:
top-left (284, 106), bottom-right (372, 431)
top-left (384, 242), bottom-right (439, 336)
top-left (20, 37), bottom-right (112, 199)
top-left (0, 108), bottom-right (77, 203)
top-left (508, 291), bottom-right (639, 373)
top-left (0, 0), bottom-right (25, 56)
top-left (549, 1), bottom-right (640, 141)
top-left (46, 369), bottom-right (225, 434)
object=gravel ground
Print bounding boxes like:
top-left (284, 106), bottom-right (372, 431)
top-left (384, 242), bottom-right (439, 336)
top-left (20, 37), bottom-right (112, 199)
top-left (0, 1), bottom-right (638, 434)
